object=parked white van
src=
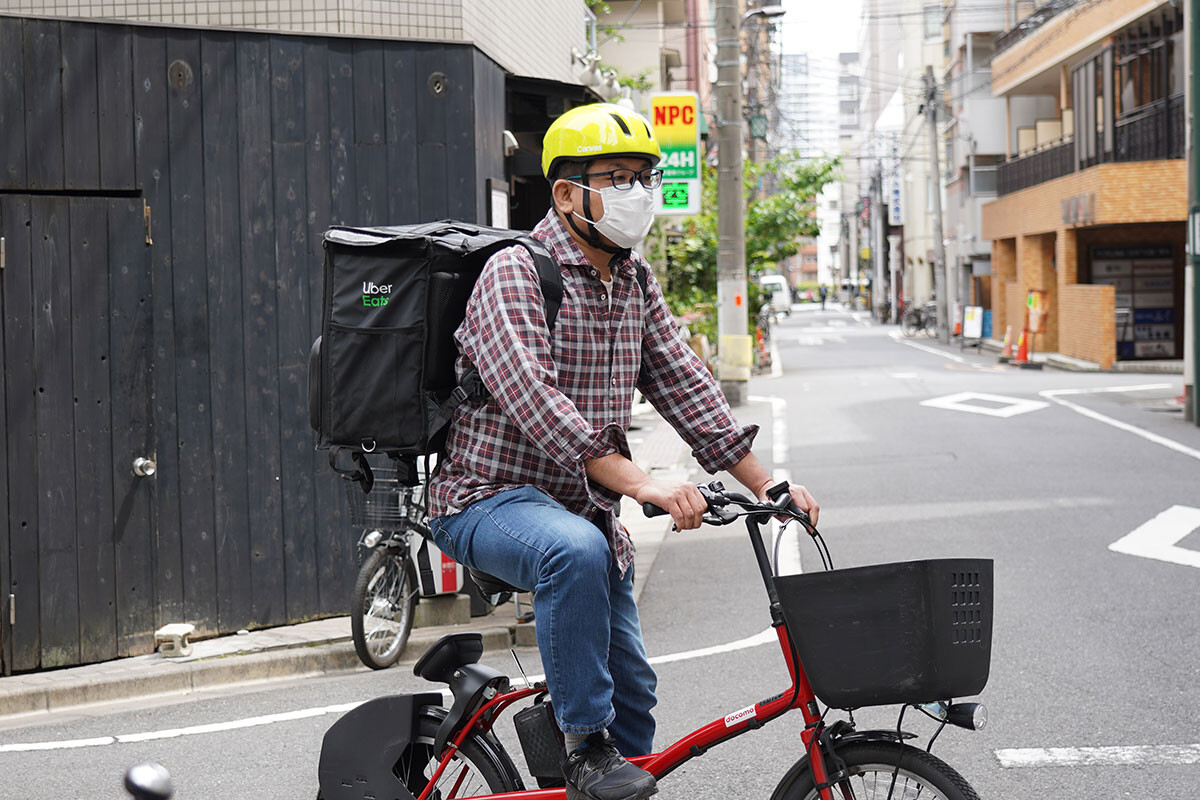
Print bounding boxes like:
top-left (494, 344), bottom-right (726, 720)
top-left (758, 275), bottom-right (792, 317)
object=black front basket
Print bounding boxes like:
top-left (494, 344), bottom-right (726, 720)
top-left (772, 558), bottom-right (993, 708)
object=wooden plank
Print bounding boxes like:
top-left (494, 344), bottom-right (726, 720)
top-left (384, 44), bottom-right (419, 225)
top-left (327, 42), bottom-right (358, 227)
top-left (60, 22), bottom-right (101, 190)
top-left (352, 41), bottom-right (387, 226)
top-left (96, 25), bottom-right (137, 190)
top-left (271, 36), bottom-right (317, 620)
top-left (306, 42), bottom-right (350, 615)
top-left (443, 48), bottom-right (475, 221)
top-left (107, 197), bottom-right (156, 656)
top-left (32, 197), bottom-right (80, 668)
top-left (23, 19), bottom-right (64, 191)
top-left (69, 198), bottom-right (117, 664)
top-left (0, 18), bottom-right (28, 190)
top-left (200, 32), bottom-right (252, 634)
top-left (415, 45), bottom-right (448, 220)
top-left (132, 29), bottom-right (184, 625)
top-left (472, 50), bottom-right (505, 224)
top-left (0, 201), bottom-right (7, 673)
top-left (166, 30), bottom-right (218, 634)
top-left (0, 195), bottom-right (39, 671)
top-left (237, 35), bottom-right (285, 627)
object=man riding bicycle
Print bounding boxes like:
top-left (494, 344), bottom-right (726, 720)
top-left (427, 103), bottom-right (819, 800)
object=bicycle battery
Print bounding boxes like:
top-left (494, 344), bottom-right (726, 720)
top-left (514, 698), bottom-right (566, 788)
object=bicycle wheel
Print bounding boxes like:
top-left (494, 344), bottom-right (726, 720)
top-left (351, 547), bottom-right (418, 670)
top-left (923, 312), bottom-right (939, 339)
top-left (399, 705), bottom-right (524, 797)
top-left (781, 741), bottom-right (980, 800)
top-left (900, 311), bottom-right (921, 337)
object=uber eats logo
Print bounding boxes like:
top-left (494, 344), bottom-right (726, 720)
top-left (362, 281), bottom-right (392, 306)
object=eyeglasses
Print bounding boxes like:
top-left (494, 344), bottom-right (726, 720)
top-left (569, 167), bottom-right (664, 191)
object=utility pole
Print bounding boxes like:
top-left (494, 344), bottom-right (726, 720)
top-left (923, 65), bottom-right (950, 344)
top-left (714, 0), bottom-right (750, 406)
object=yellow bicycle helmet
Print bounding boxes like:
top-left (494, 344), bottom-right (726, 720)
top-left (541, 103), bottom-right (661, 180)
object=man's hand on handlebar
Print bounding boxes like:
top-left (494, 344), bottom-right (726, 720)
top-left (755, 479), bottom-right (819, 527)
top-left (633, 478), bottom-right (709, 531)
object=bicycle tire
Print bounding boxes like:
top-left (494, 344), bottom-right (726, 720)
top-left (351, 547), bottom-right (418, 670)
top-left (317, 706), bottom-right (522, 800)
top-left (779, 741), bottom-right (980, 800)
top-left (900, 311), bottom-right (921, 337)
top-left (400, 705), bottom-right (524, 797)
top-left (923, 313), bottom-right (939, 339)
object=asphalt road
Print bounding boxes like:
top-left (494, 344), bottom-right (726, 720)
top-left (2, 303), bottom-right (1198, 799)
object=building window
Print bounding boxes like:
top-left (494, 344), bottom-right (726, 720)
top-left (923, 5), bottom-right (940, 40)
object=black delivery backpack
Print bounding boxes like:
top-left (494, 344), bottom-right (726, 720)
top-left (307, 221), bottom-right (562, 482)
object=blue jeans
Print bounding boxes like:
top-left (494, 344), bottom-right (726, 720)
top-left (430, 486), bottom-right (657, 757)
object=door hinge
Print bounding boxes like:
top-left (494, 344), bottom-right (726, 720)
top-left (7, 594), bottom-right (13, 626)
top-left (143, 201), bottom-right (153, 246)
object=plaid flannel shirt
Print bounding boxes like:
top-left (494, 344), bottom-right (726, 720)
top-left (427, 209), bottom-right (758, 573)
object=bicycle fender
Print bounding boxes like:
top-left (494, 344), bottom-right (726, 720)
top-left (768, 730), bottom-right (911, 800)
top-left (318, 692), bottom-right (443, 800)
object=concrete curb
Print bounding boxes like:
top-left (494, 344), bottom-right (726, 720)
top-left (0, 625), bottom-right (513, 721)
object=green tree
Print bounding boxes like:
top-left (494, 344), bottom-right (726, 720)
top-left (659, 152), bottom-right (839, 339)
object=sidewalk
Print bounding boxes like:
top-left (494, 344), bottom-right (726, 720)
top-left (0, 405), bottom-right (691, 723)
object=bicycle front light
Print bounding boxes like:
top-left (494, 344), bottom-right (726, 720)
top-left (362, 530), bottom-right (384, 549)
top-left (946, 702), bottom-right (988, 731)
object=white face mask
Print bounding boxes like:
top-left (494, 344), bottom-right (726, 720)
top-left (570, 181), bottom-right (656, 249)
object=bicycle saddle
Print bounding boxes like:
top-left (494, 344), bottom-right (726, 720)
top-left (468, 567), bottom-right (526, 596)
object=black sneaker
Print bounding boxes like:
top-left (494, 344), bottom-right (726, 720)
top-left (561, 731), bottom-right (658, 800)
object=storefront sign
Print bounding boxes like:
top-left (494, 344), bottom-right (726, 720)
top-left (1092, 246), bottom-right (1176, 360)
top-left (650, 92), bottom-right (701, 216)
top-left (1061, 193), bottom-right (1096, 226)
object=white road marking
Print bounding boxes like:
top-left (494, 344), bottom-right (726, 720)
top-left (796, 335), bottom-right (844, 346)
top-left (1040, 385), bottom-right (1200, 462)
top-left (889, 331), bottom-right (967, 363)
top-left (921, 391), bottom-right (1050, 418)
top-left (996, 743), bottom-right (1200, 768)
top-left (646, 628), bottom-right (776, 666)
top-left (748, 395), bottom-right (803, 576)
top-left (1109, 505), bottom-right (1200, 570)
top-left (888, 372), bottom-right (919, 379)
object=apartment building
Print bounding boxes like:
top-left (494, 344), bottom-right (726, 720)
top-left (941, 0), bottom-right (1007, 318)
top-left (980, 0), bottom-right (1185, 368)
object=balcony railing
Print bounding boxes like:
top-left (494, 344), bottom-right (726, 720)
top-left (995, 0), bottom-right (1079, 54)
top-left (997, 139), bottom-right (1073, 195)
top-left (1115, 96), bottom-right (1185, 162)
top-left (996, 96), bottom-right (1184, 195)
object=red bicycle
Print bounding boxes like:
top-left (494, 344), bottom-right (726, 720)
top-left (317, 481), bottom-right (993, 800)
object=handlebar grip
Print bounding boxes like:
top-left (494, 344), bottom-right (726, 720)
top-left (642, 502), bottom-right (668, 518)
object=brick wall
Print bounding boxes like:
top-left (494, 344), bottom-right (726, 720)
top-left (1059, 284), bottom-right (1117, 369)
top-left (0, 0), bottom-right (587, 83)
top-left (993, 238), bottom-right (1016, 337)
top-left (981, 160), bottom-right (1187, 240)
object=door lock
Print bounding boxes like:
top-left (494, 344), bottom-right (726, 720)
top-left (133, 457), bottom-right (157, 477)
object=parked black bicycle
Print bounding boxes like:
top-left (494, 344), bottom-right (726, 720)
top-left (900, 301), bottom-right (938, 338)
top-left (344, 464), bottom-right (424, 670)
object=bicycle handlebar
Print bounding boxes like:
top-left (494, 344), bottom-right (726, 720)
top-left (641, 480), bottom-right (817, 536)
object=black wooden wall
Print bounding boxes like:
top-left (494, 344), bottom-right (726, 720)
top-left (0, 16), bottom-right (507, 672)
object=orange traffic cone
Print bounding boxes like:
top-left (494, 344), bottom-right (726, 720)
top-left (998, 325), bottom-right (1013, 363)
top-left (1013, 329), bottom-right (1028, 364)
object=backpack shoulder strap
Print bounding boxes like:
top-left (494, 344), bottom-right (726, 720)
top-left (512, 235), bottom-right (563, 331)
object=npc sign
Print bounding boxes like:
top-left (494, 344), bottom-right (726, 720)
top-left (650, 92), bottom-right (701, 216)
